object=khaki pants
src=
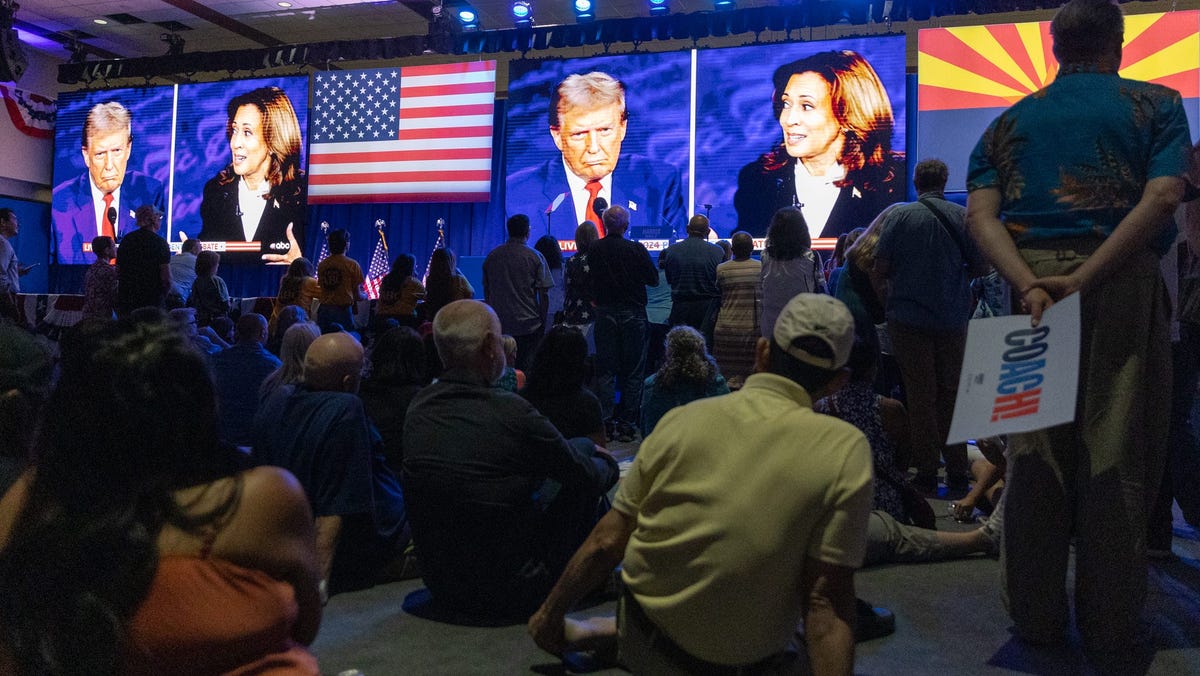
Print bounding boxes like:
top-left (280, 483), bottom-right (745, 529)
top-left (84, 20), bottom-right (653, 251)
top-left (1002, 242), bottom-right (1170, 652)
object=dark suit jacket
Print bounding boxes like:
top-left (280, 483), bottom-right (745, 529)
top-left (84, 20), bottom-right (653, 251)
top-left (51, 171), bottom-right (166, 265)
top-left (198, 169), bottom-right (308, 258)
top-left (506, 154), bottom-right (686, 242)
top-left (734, 151), bottom-right (905, 238)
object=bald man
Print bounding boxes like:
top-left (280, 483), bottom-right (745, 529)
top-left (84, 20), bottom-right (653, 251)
top-left (252, 331), bottom-right (408, 595)
top-left (403, 300), bottom-right (619, 621)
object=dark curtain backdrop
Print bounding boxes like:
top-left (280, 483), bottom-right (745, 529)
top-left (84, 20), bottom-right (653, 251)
top-left (49, 101), bottom-right (510, 297)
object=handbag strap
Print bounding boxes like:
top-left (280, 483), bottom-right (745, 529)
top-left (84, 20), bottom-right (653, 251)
top-left (918, 197), bottom-right (970, 264)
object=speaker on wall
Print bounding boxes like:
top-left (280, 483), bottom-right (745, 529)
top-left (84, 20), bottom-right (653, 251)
top-left (0, 26), bottom-right (27, 83)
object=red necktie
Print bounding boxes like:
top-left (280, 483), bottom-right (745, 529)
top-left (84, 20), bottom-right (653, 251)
top-left (101, 192), bottom-right (115, 239)
top-left (585, 180), bottom-right (605, 237)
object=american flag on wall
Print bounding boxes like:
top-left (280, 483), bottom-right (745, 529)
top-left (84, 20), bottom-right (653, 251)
top-left (307, 62), bottom-right (496, 203)
top-left (362, 229), bottom-right (390, 300)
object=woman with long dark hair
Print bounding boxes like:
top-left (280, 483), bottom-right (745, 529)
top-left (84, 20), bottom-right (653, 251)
top-left (0, 320), bottom-right (321, 674)
top-left (420, 247), bottom-right (473, 322)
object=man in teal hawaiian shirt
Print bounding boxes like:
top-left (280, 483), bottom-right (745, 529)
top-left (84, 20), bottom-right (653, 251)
top-left (966, 0), bottom-right (1190, 665)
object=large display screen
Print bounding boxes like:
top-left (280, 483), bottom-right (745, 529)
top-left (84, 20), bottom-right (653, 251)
top-left (505, 36), bottom-right (907, 250)
top-left (50, 76), bottom-right (310, 265)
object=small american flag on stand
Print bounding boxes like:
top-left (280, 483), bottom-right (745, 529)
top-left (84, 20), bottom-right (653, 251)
top-left (316, 222), bottom-right (330, 264)
top-left (363, 221), bottom-right (390, 300)
top-left (308, 62), bottom-right (496, 203)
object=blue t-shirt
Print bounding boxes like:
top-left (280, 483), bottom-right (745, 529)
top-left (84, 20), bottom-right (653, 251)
top-left (967, 68), bottom-right (1190, 244)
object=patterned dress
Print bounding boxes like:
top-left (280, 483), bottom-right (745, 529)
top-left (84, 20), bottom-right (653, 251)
top-left (713, 258), bottom-right (761, 389)
top-left (561, 251), bottom-right (594, 327)
top-left (816, 381), bottom-right (907, 521)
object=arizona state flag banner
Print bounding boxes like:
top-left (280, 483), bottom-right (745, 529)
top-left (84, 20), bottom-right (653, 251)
top-left (918, 11), bottom-right (1200, 192)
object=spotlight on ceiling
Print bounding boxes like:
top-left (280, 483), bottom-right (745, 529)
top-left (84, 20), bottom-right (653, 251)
top-left (455, 4), bottom-right (479, 30)
top-left (713, 0), bottom-right (734, 10)
top-left (573, 0), bottom-right (595, 22)
top-left (511, 0), bottom-right (532, 26)
top-left (160, 32), bottom-right (185, 56)
top-left (648, 0), bottom-right (669, 16)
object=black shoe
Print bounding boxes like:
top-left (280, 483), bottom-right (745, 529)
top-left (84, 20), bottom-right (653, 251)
top-left (615, 422), bottom-right (637, 443)
top-left (604, 419), bottom-right (617, 443)
top-left (855, 598), bottom-right (895, 642)
top-left (910, 473), bottom-right (938, 496)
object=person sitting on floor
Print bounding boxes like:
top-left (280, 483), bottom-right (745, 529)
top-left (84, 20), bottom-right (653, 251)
top-left (259, 320), bottom-right (321, 403)
top-left (360, 326), bottom-right (429, 474)
top-left (403, 300), bottom-right (618, 622)
top-left (495, 333), bottom-right (526, 392)
top-left (252, 332), bottom-right (409, 596)
top-left (529, 293), bottom-right (873, 673)
top-left (521, 325), bottom-right (606, 446)
top-left (639, 325), bottom-right (730, 437)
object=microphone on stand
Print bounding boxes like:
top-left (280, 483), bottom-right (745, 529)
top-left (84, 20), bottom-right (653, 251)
top-left (106, 207), bottom-right (118, 233)
top-left (592, 197), bottom-right (608, 220)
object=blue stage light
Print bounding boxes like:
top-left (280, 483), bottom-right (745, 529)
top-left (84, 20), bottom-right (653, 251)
top-left (648, 0), bottom-right (669, 15)
top-left (574, 0), bottom-right (594, 22)
top-left (511, 0), bottom-right (532, 24)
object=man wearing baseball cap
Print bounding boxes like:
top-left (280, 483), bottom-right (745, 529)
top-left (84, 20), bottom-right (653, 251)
top-left (530, 293), bottom-right (874, 675)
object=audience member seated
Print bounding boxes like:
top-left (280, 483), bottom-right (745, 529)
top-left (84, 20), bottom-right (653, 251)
top-left (496, 334), bottom-right (526, 392)
top-left (951, 436), bottom-right (1007, 523)
top-left (816, 331), bottom-right (931, 527)
top-left (360, 326), bottom-right (428, 473)
top-left (419, 247), bottom-right (474, 323)
top-left (168, 237), bottom-right (201, 305)
top-left (260, 321), bottom-right (321, 403)
top-left (0, 322), bottom-right (52, 496)
top-left (403, 300), bottom-right (618, 622)
top-left (209, 315), bottom-right (235, 346)
top-left (82, 235), bottom-right (118, 319)
top-left (529, 293), bottom-right (871, 671)
top-left (0, 319), bottom-right (321, 674)
top-left (211, 313), bottom-right (282, 447)
top-left (640, 325), bottom-right (730, 437)
top-left (376, 253), bottom-right (425, 329)
top-left (253, 332), bottom-right (408, 595)
top-left (169, 307), bottom-right (228, 355)
top-left (188, 250), bottom-right (233, 327)
top-left (268, 304), bottom-right (309, 356)
top-left (521, 325), bottom-right (606, 446)
top-left (272, 257), bottom-right (320, 331)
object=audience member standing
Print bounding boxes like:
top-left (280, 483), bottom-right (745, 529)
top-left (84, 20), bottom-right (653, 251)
top-left (402, 300), bottom-right (617, 621)
top-left (713, 231), bottom-right (762, 388)
top-left (169, 237), bottom-right (200, 304)
top-left (483, 214), bottom-right (554, 370)
top-left (316, 229), bottom-right (364, 332)
top-left (759, 206), bottom-right (826, 340)
top-left (661, 214), bottom-right (724, 345)
top-left (586, 205), bottom-right (659, 443)
top-left (253, 332), bottom-right (408, 595)
top-left (116, 205), bottom-right (172, 317)
top-left (966, 0), bottom-right (1189, 664)
top-left (81, 235), bottom-right (118, 319)
top-left (188, 250), bottom-right (232, 327)
top-left (535, 234), bottom-right (566, 331)
top-left (561, 221), bottom-right (599, 341)
top-left (210, 313), bottom-right (282, 447)
top-left (272, 257), bottom-right (319, 342)
top-left (875, 159), bottom-right (988, 494)
top-left (0, 209), bottom-right (31, 322)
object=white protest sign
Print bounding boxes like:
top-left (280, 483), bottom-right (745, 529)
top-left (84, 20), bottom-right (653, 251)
top-left (947, 292), bottom-right (1080, 444)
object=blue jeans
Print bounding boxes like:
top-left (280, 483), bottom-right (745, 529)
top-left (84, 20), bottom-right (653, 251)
top-left (594, 304), bottom-right (648, 425)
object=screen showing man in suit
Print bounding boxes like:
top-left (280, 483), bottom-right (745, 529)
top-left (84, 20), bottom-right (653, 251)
top-left (506, 54), bottom-right (689, 247)
top-left (52, 94), bottom-right (169, 265)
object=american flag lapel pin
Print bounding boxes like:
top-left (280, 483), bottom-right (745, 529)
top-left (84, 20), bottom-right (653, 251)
top-left (628, 200), bottom-right (638, 211)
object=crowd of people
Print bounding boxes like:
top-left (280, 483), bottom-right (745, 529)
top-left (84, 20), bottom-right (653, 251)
top-left (0, 0), bottom-right (1198, 673)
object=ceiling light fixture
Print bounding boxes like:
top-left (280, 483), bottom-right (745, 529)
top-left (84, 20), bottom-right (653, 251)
top-left (648, 0), bottom-right (668, 16)
top-left (573, 0), bottom-right (594, 22)
top-left (511, 0), bottom-right (532, 26)
top-left (277, 1), bottom-right (293, 6)
top-left (93, 18), bottom-right (108, 25)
